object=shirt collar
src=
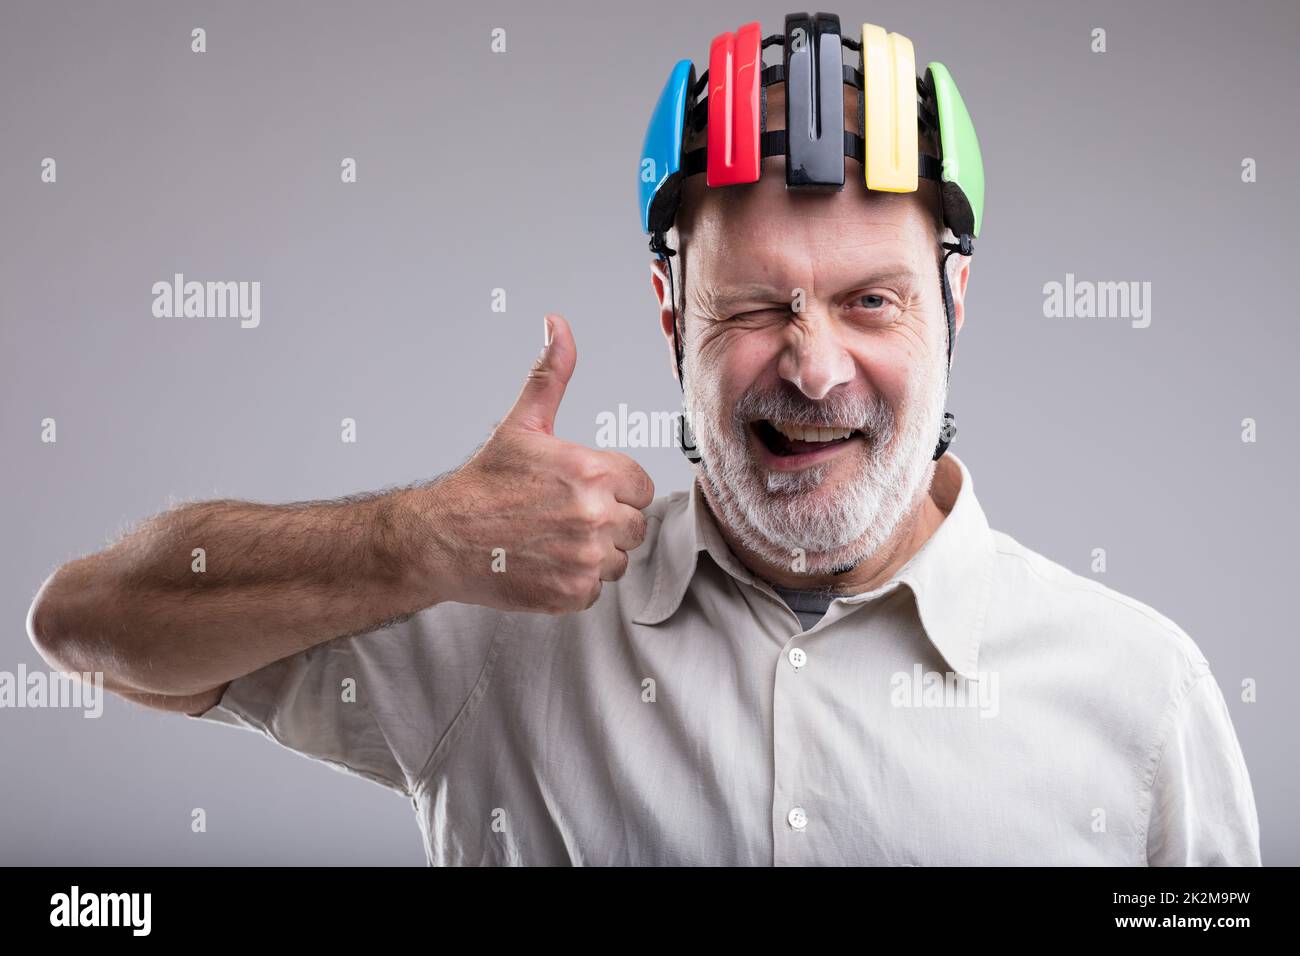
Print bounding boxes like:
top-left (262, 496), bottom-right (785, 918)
top-left (633, 452), bottom-right (995, 681)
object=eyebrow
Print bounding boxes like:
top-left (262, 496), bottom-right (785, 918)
top-left (701, 269), bottom-right (924, 309)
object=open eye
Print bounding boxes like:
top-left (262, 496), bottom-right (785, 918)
top-left (844, 291), bottom-right (902, 326)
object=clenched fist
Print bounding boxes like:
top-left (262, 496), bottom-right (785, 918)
top-left (418, 314), bottom-right (656, 613)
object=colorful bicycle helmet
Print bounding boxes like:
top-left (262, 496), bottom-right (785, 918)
top-left (637, 12), bottom-right (984, 461)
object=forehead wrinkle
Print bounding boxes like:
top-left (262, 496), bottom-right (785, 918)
top-left (774, 223), bottom-right (924, 287)
top-left (751, 184), bottom-right (929, 251)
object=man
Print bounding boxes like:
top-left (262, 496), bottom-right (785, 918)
top-left (27, 16), bottom-right (1259, 866)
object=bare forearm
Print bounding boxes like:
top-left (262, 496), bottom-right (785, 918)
top-left (27, 313), bottom-right (658, 702)
top-left (28, 487), bottom-right (438, 696)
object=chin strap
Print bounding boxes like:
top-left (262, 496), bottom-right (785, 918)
top-left (650, 232), bottom-right (702, 463)
top-left (932, 233), bottom-right (973, 460)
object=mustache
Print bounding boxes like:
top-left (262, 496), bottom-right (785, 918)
top-left (730, 384), bottom-right (896, 444)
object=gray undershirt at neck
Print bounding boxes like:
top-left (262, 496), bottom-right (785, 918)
top-left (772, 585), bottom-right (839, 632)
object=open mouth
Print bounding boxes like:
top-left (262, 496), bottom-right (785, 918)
top-left (751, 419), bottom-right (865, 458)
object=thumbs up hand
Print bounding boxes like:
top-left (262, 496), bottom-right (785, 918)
top-left (418, 314), bottom-right (657, 614)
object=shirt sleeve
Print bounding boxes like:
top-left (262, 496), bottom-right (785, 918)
top-left (185, 603), bottom-right (505, 798)
top-left (1145, 672), bottom-right (1261, 866)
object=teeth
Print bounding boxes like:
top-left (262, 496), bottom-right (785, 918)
top-left (770, 420), bottom-right (855, 443)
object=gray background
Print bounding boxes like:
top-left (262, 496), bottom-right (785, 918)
top-left (1, 0), bottom-right (1295, 864)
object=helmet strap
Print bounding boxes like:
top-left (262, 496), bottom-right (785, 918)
top-left (650, 232), bottom-right (702, 462)
top-left (932, 233), bottom-right (973, 460)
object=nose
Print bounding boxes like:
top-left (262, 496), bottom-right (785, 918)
top-left (775, 313), bottom-right (855, 400)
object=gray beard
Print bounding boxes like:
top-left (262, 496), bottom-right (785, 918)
top-left (684, 361), bottom-right (948, 576)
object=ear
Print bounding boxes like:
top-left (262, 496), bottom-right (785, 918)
top-left (649, 258), bottom-right (682, 386)
top-left (948, 254), bottom-right (972, 338)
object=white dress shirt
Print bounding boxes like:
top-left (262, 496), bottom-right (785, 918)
top-left (190, 452), bottom-right (1261, 865)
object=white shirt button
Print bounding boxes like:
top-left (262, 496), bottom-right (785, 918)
top-left (788, 647), bottom-right (807, 669)
top-left (788, 806), bottom-right (808, 830)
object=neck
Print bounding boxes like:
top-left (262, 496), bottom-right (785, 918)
top-left (698, 464), bottom-right (950, 595)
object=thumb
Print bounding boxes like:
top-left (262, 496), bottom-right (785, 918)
top-left (504, 313), bottom-right (577, 434)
